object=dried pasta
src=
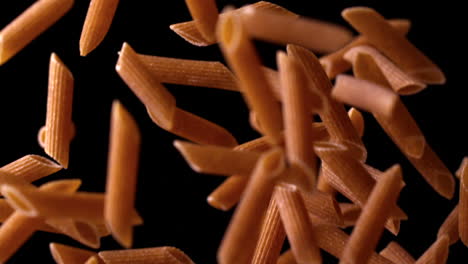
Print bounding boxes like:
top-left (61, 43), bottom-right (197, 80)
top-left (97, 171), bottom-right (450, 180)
top-left (1, 154), bottom-right (61, 182)
top-left (438, 205), bottom-right (459, 245)
top-left (184, 0), bottom-right (218, 42)
top-left (50, 242), bottom-right (98, 264)
top-left (414, 235), bottom-right (449, 264)
top-left (379, 241), bottom-right (415, 264)
top-left (460, 168), bottom-right (468, 246)
top-left (99, 246), bottom-right (195, 264)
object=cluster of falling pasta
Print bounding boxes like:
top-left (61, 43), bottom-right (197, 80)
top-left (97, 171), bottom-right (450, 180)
top-left (0, 0), bottom-right (466, 263)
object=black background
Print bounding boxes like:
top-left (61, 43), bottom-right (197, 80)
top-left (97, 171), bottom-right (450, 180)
top-left (0, 0), bottom-right (466, 263)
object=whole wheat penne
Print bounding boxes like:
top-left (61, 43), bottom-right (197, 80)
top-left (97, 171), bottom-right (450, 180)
top-left (287, 45), bottom-right (366, 161)
top-left (170, 1), bottom-right (297, 46)
top-left (50, 243), bottom-right (98, 264)
top-left (319, 19), bottom-right (411, 79)
top-left (0, 179), bottom-right (80, 263)
top-left (116, 42), bottom-right (176, 129)
top-left (380, 241), bottom-right (415, 264)
top-left (333, 75), bottom-right (455, 199)
top-left (241, 7), bottom-right (352, 53)
top-left (460, 169), bottom-right (468, 246)
top-left (85, 256), bottom-right (103, 264)
top-left (457, 157), bottom-right (468, 179)
top-left (80, 0), bottom-right (119, 56)
top-left (414, 235), bottom-right (449, 264)
top-left (1, 154), bottom-right (61, 182)
top-left (38, 53), bottom-right (74, 168)
top-left (275, 183), bottom-right (322, 264)
top-left (302, 189), bottom-right (343, 227)
top-left (344, 45), bottom-right (426, 94)
top-left (46, 218), bottom-right (100, 248)
top-left (278, 51), bottom-right (317, 189)
top-left (252, 197), bottom-right (286, 264)
top-left (99, 246), bottom-right (195, 264)
top-left (316, 168), bottom-right (336, 195)
top-left (340, 165), bottom-right (403, 264)
top-left (137, 54), bottom-right (238, 91)
top-left (217, 11), bottom-right (283, 145)
top-left (348, 107), bottom-right (364, 138)
top-left (263, 66), bottom-right (283, 100)
top-left (0, 0), bottom-right (74, 65)
top-left (0, 170), bottom-right (31, 189)
top-left (218, 148), bottom-right (285, 264)
top-left (105, 101), bottom-right (141, 248)
top-left (339, 203), bottom-right (361, 227)
top-left (277, 250), bottom-right (296, 264)
top-left (184, 0), bottom-right (218, 42)
top-left (174, 140), bottom-right (261, 176)
top-left (437, 205), bottom-right (459, 245)
top-left (342, 7), bottom-right (445, 84)
top-left (0, 199), bottom-right (14, 222)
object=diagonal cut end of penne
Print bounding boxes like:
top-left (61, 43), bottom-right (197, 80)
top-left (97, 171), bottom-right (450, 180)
top-left (50, 243), bottom-right (98, 264)
top-left (0, 185), bottom-right (37, 217)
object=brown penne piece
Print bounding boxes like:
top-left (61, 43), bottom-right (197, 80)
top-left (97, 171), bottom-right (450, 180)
top-left (174, 140), bottom-right (261, 176)
top-left (319, 19), bottom-right (411, 79)
top-left (252, 197), bottom-right (286, 264)
top-left (0, 0), bottom-right (74, 65)
top-left (217, 10), bottom-right (283, 145)
top-left (0, 199), bottom-right (14, 222)
top-left (218, 148), bottom-right (285, 264)
top-left (105, 101), bottom-right (141, 248)
top-left (333, 75), bottom-right (454, 199)
top-left (278, 51), bottom-right (317, 189)
top-left (275, 183), bottom-right (322, 264)
top-left (85, 256), bottom-right (103, 264)
top-left (1, 155), bottom-right (61, 182)
top-left (414, 235), bottom-right (449, 264)
top-left (185, 0), bottom-right (218, 43)
top-left (99, 247), bottom-right (194, 264)
top-left (348, 107), bottom-right (364, 138)
top-left (0, 179), bottom-right (80, 263)
top-left (38, 53), bottom-right (74, 168)
top-left (277, 250), bottom-right (296, 264)
top-left (457, 157), bottom-right (468, 179)
top-left (287, 45), bottom-right (366, 161)
top-left (379, 241), bottom-right (415, 264)
top-left (344, 45), bottom-right (426, 95)
top-left (50, 243), bottom-right (98, 264)
top-left (339, 203), bottom-right (361, 227)
top-left (302, 190), bottom-right (343, 227)
top-left (340, 165), bottom-right (403, 264)
top-left (342, 7), bottom-right (445, 84)
top-left (170, 1), bottom-right (296, 46)
top-left (438, 205), bottom-right (459, 245)
top-left (137, 54), bottom-right (238, 91)
top-left (460, 169), bottom-right (468, 246)
top-left (80, 0), bottom-right (119, 56)
top-left (46, 219), bottom-right (100, 249)
top-left (241, 7), bottom-right (353, 53)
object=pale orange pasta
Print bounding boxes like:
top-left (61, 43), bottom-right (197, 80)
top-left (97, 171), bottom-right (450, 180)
top-left (85, 256), bottom-right (103, 264)
top-left (437, 205), bottom-right (459, 245)
top-left (184, 0), bottom-right (218, 42)
top-left (1, 154), bottom-right (61, 182)
top-left (414, 235), bottom-right (449, 264)
top-left (274, 183), bottom-right (322, 264)
top-left (319, 19), bottom-right (411, 79)
top-left (80, 0), bottom-right (119, 56)
top-left (217, 11), bottom-right (283, 145)
top-left (341, 7), bottom-right (445, 84)
top-left (104, 101), bottom-right (141, 248)
top-left (0, 179), bottom-right (80, 263)
top-left (99, 247), bottom-right (195, 264)
top-left (37, 53), bottom-right (74, 168)
top-left (302, 189), bottom-right (343, 227)
top-left (340, 165), bottom-right (403, 264)
top-left (218, 148), bottom-right (285, 264)
top-left (379, 241), bottom-right (415, 264)
top-left (457, 157), bottom-right (468, 179)
top-left (240, 6), bottom-right (353, 53)
top-left (50, 242), bottom-right (98, 264)
top-left (0, 0), bottom-right (74, 65)
top-left (344, 45), bottom-right (426, 94)
top-left (277, 250), bottom-right (296, 264)
top-left (0, 199), bottom-right (14, 222)
top-left (137, 54), bottom-right (238, 91)
top-left (460, 168), bottom-right (468, 246)
top-left (348, 108), bottom-right (364, 138)
top-left (46, 218), bottom-right (100, 249)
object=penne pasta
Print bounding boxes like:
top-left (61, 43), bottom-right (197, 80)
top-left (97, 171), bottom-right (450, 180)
top-left (85, 256), bottom-right (103, 264)
top-left (340, 165), bottom-right (403, 264)
top-left (217, 11), bottom-right (283, 145)
top-left (170, 1), bottom-right (297, 46)
top-left (341, 7), bottom-right (445, 84)
top-left (105, 101), bottom-right (141, 248)
top-left (274, 183), bottom-right (322, 264)
top-left (252, 197), bottom-right (285, 264)
top-left (1, 154), bottom-right (61, 182)
top-left (414, 235), bottom-right (449, 264)
top-left (99, 247), bottom-right (195, 264)
top-left (0, 199), bottom-right (14, 222)
top-left (39, 53), bottom-right (74, 168)
top-left (302, 189), bottom-right (343, 227)
top-left (0, 0), bottom-right (74, 65)
top-left (218, 148), bottom-right (285, 264)
top-left (278, 51), bottom-right (317, 189)
top-left (184, 0), bottom-right (218, 43)
top-left (457, 157), bottom-right (468, 179)
top-left (50, 243), bottom-right (98, 264)
top-left (339, 203), bottom-right (361, 227)
top-left (277, 250), bottom-right (296, 264)
top-left (137, 54), bottom-right (238, 91)
top-left (379, 241), bottom-right (415, 264)
top-left (333, 75), bottom-right (455, 199)
top-left (46, 219), bottom-right (100, 249)
top-left (460, 168), bottom-right (468, 246)
top-left (319, 19), bottom-right (411, 79)
top-left (344, 45), bottom-right (426, 95)
top-left (240, 6), bottom-right (353, 53)
top-left (287, 45), bottom-right (366, 161)
top-left (80, 0), bottom-right (119, 56)
top-left (437, 205), bottom-right (459, 245)
top-left (348, 107), bottom-right (364, 138)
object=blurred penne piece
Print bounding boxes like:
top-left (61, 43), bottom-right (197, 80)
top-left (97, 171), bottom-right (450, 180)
top-left (379, 241), bottom-right (415, 264)
top-left (50, 243), bottom-right (99, 264)
top-left (99, 247), bottom-right (194, 264)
